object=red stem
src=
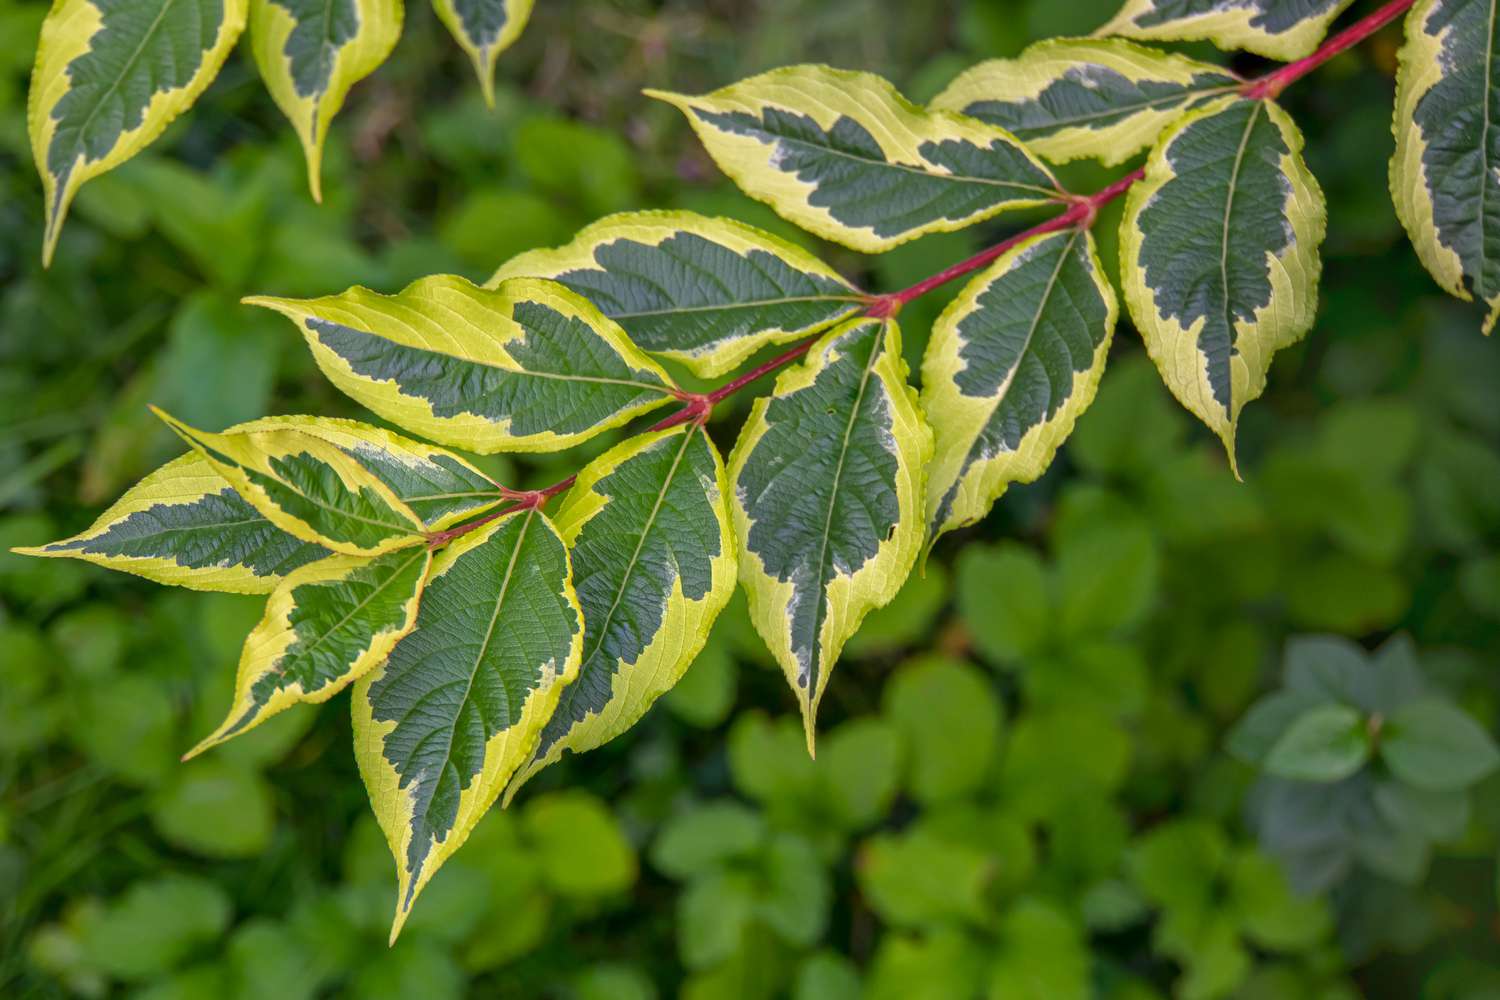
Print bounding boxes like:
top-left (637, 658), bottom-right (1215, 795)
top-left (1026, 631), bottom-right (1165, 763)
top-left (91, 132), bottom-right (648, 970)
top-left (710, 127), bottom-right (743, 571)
top-left (430, 2), bottom-right (1409, 549)
top-left (1243, 0), bottom-right (1415, 100)
top-left (867, 168), bottom-right (1146, 316)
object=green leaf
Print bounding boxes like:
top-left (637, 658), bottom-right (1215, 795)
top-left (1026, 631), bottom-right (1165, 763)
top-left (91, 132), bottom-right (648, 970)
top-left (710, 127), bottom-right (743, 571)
top-left (493, 210), bottom-right (866, 377)
top-left (29, 0), bottom-right (249, 264)
top-left (152, 409), bottom-right (428, 557)
top-left (956, 542), bottom-right (1051, 664)
top-left (678, 870), bottom-right (756, 969)
top-left (1129, 818), bottom-right (1227, 914)
top-left (77, 876), bottom-right (231, 980)
top-left (820, 718), bottom-right (902, 829)
top-left (187, 546), bottom-right (431, 757)
top-left (795, 952), bottom-right (862, 1000)
top-left (857, 828), bottom-right (993, 927)
top-left (1391, 0), bottom-right (1500, 332)
top-left (1052, 487), bottom-right (1159, 637)
top-left (150, 759), bottom-right (276, 858)
top-left (652, 800), bottom-right (768, 879)
top-left (352, 508), bottom-right (582, 941)
top-left (1372, 778), bottom-right (1470, 842)
top-left (883, 655), bottom-right (1002, 804)
top-left (1262, 703), bottom-right (1371, 782)
top-left (1100, 0), bottom-right (1356, 60)
top-left (506, 427), bottom-right (737, 799)
top-left (987, 899), bottom-right (1091, 1000)
top-left (1120, 96), bottom-right (1325, 471)
top-left (249, 276), bottom-right (679, 454)
top-left (521, 790), bottom-right (638, 898)
top-left (931, 38), bottom-right (1240, 166)
top-left (247, 0), bottom-right (401, 201)
top-left (431, 0), bottom-right (533, 106)
top-left (922, 228), bottom-right (1117, 545)
top-left (730, 317), bottom-right (932, 750)
top-left (648, 65), bottom-right (1064, 253)
top-left (1380, 697), bottom-right (1500, 791)
top-left (866, 927), bottom-right (987, 1000)
top-left (1226, 689), bottom-right (1330, 765)
top-left (1226, 849), bottom-right (1330, 951)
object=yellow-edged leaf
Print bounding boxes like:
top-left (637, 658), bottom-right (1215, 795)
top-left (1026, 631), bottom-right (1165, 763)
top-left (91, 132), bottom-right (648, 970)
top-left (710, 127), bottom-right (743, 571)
top-left (648, 65), bottom-right (1064, 253)
top-left (505, 425), bottom-right (737, 801)
top-left (247, 0), bottom-right (402, 201)
top-left (352, 507), bottom-right (582, 941)
top-left (29, 0), bottom-right (248, 264)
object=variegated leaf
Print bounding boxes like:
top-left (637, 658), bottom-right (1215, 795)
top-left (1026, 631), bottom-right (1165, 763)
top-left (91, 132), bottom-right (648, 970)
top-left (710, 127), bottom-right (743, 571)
top-left (12, 452), bottom-right (328, 594)
top-left (187, 546), bottom-right (431, 756)
top-left (248, 0), bottom-right (402, 201)
top-left (1099, 0), bottom-right (1357, 60)
top-left (431, 0), bottom-right (533, 107)
top-left (505, 425), bottom-right (736, 800)
top-left (931, 39), bottom-right (1241, 166)
top-left (1120, 96), bottom-right (1325, 472)
top-left (648, 65), bottom-right (1065, 253)
top-left (1391, 0), bottom-right (1500, 333)
top-left (923, 228), bottom-right (1117, 545)
top-left (243, 415), bottom-right (506, 531)
top-left (13, 414), bottom-right (502, 591)
top-left (248, 276), bottom-right (680, 454)
top-left (353, 508), bottom-right (582, 941)
top-left (492, 211), bottom-right (866, 377)
top-left (153, 409), bottom-right (427, 556)
top-left (29, 0), bottom-right (248, 265)
top-left (730, 317), bottom-right (932, 751)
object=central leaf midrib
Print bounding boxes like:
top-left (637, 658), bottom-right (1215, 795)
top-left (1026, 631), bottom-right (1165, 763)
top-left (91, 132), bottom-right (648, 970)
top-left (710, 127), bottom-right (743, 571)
top-left (53, 0), bottom-right (184, 172)
top-left (742, 113), bottom-right (1059, 198)
top-left (606, 293), bottom-right (865, 321)
top-left (1009, 81), bottom-right (1239, 134)
top-left (261, 461), bottom-right (420, 536)
top-left (963, 229), bottom-right (1078, 466)
top-left (423, 508), bottom-right (533, 815)
top-left (573, 429), bottom-right (696, 680)
top-left (1215, 101), bottom-right (1263, 369)
top-left (805, 325), bottom-right (883, 685)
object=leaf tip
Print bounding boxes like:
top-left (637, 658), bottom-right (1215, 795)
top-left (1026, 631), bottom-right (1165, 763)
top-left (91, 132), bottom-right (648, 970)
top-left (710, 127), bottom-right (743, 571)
top-left (642, 87), bottom-right (690, 110)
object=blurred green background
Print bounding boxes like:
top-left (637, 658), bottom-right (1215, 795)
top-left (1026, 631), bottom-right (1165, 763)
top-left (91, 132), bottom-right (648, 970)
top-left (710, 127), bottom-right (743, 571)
top-left (2, 1), bottom-right (1499, 997)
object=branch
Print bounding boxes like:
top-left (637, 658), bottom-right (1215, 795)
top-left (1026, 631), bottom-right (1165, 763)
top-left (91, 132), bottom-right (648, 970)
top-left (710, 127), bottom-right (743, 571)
top-left (1243, 0), bottom-right (1416, 100)
top-left (429, 1), bottom-right (1413, 548)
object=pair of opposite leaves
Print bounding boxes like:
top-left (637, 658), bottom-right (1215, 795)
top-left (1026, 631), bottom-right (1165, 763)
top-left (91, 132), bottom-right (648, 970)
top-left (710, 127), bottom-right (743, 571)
top-left (30, 0), bottom-right (533, 263)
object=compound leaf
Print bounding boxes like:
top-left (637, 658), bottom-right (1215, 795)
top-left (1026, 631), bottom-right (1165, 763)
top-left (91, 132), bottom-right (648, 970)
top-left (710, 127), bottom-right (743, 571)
top-left (431, 0), bottom-right (533, 106)
top-left (187, 545), bottom-right (431, 756)
top-left (730, 317), bottom-right (932, 751)
top-left (1391, 0), bottom-right (1500, 333)
top-left (247, 0), bottom-right (402, 201)
top-left (931, 39), bottom-right (1240, 166)
top-left (29, 0), bottom-right (248, 265)
top-left (153, 409), bottom-right (427, 557)
top-left (648, 65), bottom-right (1064, 253)
top-left (506, 425), bottom-right (737, 799)
top-left (1120, 96), bottom-right (1325, 471)
top-left (492, 210), bottom-right (866, 377)
top-left (249, 276), bottom-right (679, 454)
top-left (12, 452), bottom-right (329, 594)
top-left (922, 227), bottom-right (1117, 546)
top-left (1099, 0), bottom-right (1357, 61)
top-left (353, 507), bottom-right (582, 941)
